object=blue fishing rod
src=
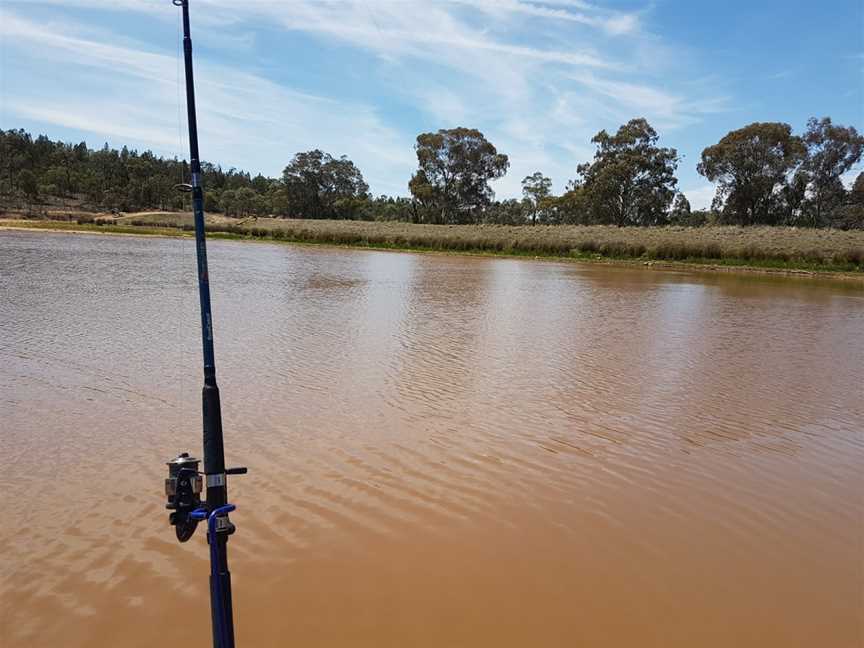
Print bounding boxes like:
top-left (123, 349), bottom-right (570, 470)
top-left (164, 2), bottom-right (246, 647)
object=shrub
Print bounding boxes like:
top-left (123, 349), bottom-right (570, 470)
top-left (652, 243), bottom-right (689, 260)
top-left (698, 243), bottom-right (723, 259)
top-left (839, 248), bottom-right (864, 266)
top-left (737, 244), bottom-right (767, 261)
top-left (800, 249), bottom-right (824, 264)
top-left (598, 241), bottom-right (646, 258)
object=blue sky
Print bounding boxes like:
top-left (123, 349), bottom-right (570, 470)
top-left (1, 0), bottom-right (861, 208)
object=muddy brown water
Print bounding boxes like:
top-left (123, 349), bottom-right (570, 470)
top-left (1, 230), bottom-right (862, 647)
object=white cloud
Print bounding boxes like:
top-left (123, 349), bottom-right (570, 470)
top-left (0, 9), bottom-right (414, 194)
top-left (603, 13), bottom-right (639, 35)
top-left (681, 185), bottom-right (716, 211)
top-left (570, 73), bottom-right (729, 131)
top-left (1, 1), bottom-right (730, 199)
top-left (449, 0), bottom-right (640, 35)
top-left (244, 1), bottom-right (616, 72)
top-left (4, 100), bottom-right (181, 151)
top-left (410, 85), bottom-right (471, 126)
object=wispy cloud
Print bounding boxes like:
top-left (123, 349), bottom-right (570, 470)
top-left (570, 73), bottom-right (730, 130)
top-left (240, 1), bottom-right (617, 72)
top-left (449, 0), bottom-right (641, 35)
top-left (0, 9), bottom-right (414, 193)
top-left (1, 1), bottom-right (731, 197)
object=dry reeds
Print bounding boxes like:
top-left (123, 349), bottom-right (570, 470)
top-left (60, 212), bottom-right (864, 271)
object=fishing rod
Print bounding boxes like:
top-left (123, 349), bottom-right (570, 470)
top-left (164, 2), bottom-right (245, 647)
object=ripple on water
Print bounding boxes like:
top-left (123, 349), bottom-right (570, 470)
top-left (2, 231), bottom-right (863, 648)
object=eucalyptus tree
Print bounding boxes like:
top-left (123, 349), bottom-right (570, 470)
top-left (577, 118), bottom-right (679, 226)
top-left (281, 149), bottom-right (368, 219)
top-left (698, 122), bottom-right (806, 225)
top-left (521, 172), bottom-right (553, 225)
top-left (408, 127), bottom-right (509, 224)
top-left (669, 193), bottom-right (691, 224)
top-left (852, 172), bottom-right (864, 205)
top-left (799, 117), bottom-right (863, 226)
top-left (829, 172), bottom-right (864, 229)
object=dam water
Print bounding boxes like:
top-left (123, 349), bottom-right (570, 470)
top-left (2, 230), bottom-right (862, 647)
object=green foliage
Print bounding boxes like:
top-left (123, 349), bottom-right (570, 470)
top-left (685, 209), bottom-right (714, 227)
top-left (521, 172), bottom-right (552, 225)
top-left (408, 127), bottom-right (509, 224)
top-left (669, 193), bottom-right (691, 225)
top-left (852, 173), bottom-right (864, 205)
top-left (3, 118), bottom-right (860, 231)
top-left (549, 184), bottom-right (593, 225)
top-left (698, 119), bottom-right (863, 228)
top-left (828, 204), bottom-right (864, 230)
top-left (575, 118), bottom-right (679, 226)
top-left (480, 198), bottom-right (529, 225)
top-left (18, 168), bottom-right (39, 201)
top-left (799, 118), bottom-right (864, 226)
top-left (280, 149), bottom-right (368, 219)
top-left (0, 128), bottom-right (221, 212)
top-left (698, 122), bottom-right (806, 225)
top-left (828, 174), bottom-right (864, 230)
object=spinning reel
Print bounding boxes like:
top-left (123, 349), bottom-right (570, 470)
top-left (165, 453), bottom-right (204, 541)
top-left (165, 452), bottom-right (246, 542)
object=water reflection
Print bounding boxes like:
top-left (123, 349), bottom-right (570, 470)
top-left (2, 230), bottom-right (862, 648)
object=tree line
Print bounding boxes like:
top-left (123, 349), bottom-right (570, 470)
top-left (2, 116), bottom-right (862, 228)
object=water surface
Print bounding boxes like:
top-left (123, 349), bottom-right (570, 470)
top-left (2, 230), bottom-right (862, 647)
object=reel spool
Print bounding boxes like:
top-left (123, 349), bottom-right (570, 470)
top-left (165, 452), bottom-right (203, 542)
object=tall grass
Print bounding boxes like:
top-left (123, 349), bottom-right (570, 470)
top-left (196, 218), bottom-right (864, 271)
top-left (5, 213), bottom-right (864, 272)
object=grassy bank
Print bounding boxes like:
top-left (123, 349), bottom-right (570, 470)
top-left (3, 212), bottom-right (864, 275)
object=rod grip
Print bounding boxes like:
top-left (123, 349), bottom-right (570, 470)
top-left (202, 382), bottom-right (226, 477)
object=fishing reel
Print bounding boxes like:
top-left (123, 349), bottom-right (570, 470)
top-left (165, 452), bottom-right (248, 543)
top-left (165, 452), bottom-right (204, 542)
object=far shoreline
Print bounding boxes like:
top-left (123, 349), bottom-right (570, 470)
top-left (3, 218), bottom-right (863, 285)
